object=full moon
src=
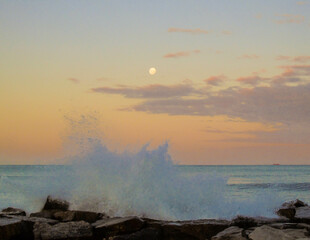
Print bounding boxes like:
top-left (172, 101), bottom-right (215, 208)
top-left (149, 67), bottom-right (156, 75)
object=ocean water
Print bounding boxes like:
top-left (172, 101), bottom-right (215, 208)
top-left (0, 162), bottom-right (309, 220)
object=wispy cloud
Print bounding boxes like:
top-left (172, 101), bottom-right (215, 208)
top-left (168, 27), bottom-right (209, 34)
top-left (255, 14), bottom-right (263, 19)
top-left (92, 65), bottom-right (310, 124)
top-left (163, 50), bottom-right (200, 58)
top-left (297, 1), bottom-right (308, 5)
top-left (238, 54), bottom-right (260, 60)
top-left (276, 55), bottom-right (310, 63)
top-left (91, 83), bottom-right (195, 98)
top-left (236, 75), bottom-right (263, 85)
top-left (204, 75), bottom-right (225, 86)
top-left (68, 78), bottom-right (80, 84)
top-left (222, 30), bottom-right (232, 35)
top-left (275, 14), bottom-right (305, 24)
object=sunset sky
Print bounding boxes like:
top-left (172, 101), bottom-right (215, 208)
top-left (1, 1), bottom-right (310, 164)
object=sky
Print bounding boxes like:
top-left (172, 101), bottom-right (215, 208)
top-left (0, 0), bottom-right (310, 165)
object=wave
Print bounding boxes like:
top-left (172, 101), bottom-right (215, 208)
top-left (229, 182), bottom-right (310, 191)
top-left (0, 114), bottom-right (283, 220)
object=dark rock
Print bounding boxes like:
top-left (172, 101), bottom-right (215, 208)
top-left (93, 216), bottom-right (145, 238)
top-left (276, 208), bottom-right (296, 219)
top-left (276, 199), bottom-right (308, 219)
top-left (249, 224), bottom-right (309, 240)
top-left (1, 207), bottom-right (26, 216)
top-left (232, 215), bottom-right (289, 229)
top-left (160, 219), bottom-right (231, 240)
top-left (43, 195), bottom-right (69, 211)
top-left (294, 206), bottom-right (310, 223)
top-left (107, 227), bottom-right (161, 240)
top-left (30, 209), bottom-right (59, 219)
top-left (211, 226), bottom-right (247, 240)
top-left (0, 217), bottom-right (33, 240)
top-left (232, 216), bottom-right (257, 229)
top-left (53, 210), bottom-right (105, 223)
top-left (34, 220), bottom-right (93, 240)
top-left (282, 199), bottom-right (308, 208)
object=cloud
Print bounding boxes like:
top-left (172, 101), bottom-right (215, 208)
top-left (255, 14), bottom-right (263, 19)
top-left (163, 50), bottom-right (200, 58)
top-left (204, 75), bottom-right (225, 86)
top-left (92, 65), bottom-right (310, 124)
top-left (68, 78), bottom-right (80, 84)
top-left (236, 75), bottom-right (264, 85)
top-left (91, 83), bottom-right (195, 98)
top-left (130, 83), bottom-right (310, 123)
top-left (297, 1), bottom-right (308, 5)
top-left (168, 27), bottom-right (209, 34)
top-left (276, 55), bottom-right (310, 63)
top-left (222, 30), bottom-right (232, 35)
top-left (238, 54), bottom-right (260, 60)
top-left (275, 14), bottom-right (305, 24)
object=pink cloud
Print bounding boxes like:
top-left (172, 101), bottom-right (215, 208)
top-left (276, 55), bottom-right (310, 63)
top-left (222, 30), bottom-right (232, 35)
top-left (163, 50), bottom-right (200, 58)
top-left (168, 27), bottom-right (209, 34)
top-left (68, 78), bottom-right (80, 84)
top-left (238, 54), bottom-right (260, 60)
top-left (236, 76), bottom-right (262, 85)
top-left (204, 75), bottom-right (225, 86)
top-left (275, 14), bottom-right (305, 24)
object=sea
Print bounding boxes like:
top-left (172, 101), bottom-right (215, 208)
top-left (0, 163), bottom-right (309, 220)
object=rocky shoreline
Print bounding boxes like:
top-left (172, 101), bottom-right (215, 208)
top-left (1, 196), bottom-right (310, 240)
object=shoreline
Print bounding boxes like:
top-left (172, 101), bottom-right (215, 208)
top-left (1, 196), bottom-right (310, 240)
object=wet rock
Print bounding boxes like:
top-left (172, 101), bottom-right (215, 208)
top-left (276, 199), bottom-right (308, 219)
top-left (93, 216), bottom-right (145, 238)
top-left (107, 227), bottom-right (161, 240)
top-left (232, 216), bottom-right (257, 229)
top-left (211, 226), bottom-right (247, 240)
top-left (30, 209), bottom-right (60, 219)
top-left (1, 207), bottom-right (26, 216)
top-left (34, 220), bottom-right (93, 240)
top-left (160, 219), bottom-right (231, 240)
top-left (53, 210), bottom-right (105, 223)
top-left (283, 199), bottom-right (308, 208)
top-left (43, 195), bottom-right (69, 211)
top-left (249, 225), bottom-right (309, 240)
top-left (277, 208), bottom-right (296, 219)
top-left (0, 217), bottom-right (33, 240)
top-left (294, 206), bottom-right (310, 223)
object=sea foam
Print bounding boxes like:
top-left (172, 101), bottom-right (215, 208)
top-left (0, 114), bottom-right (282, 220)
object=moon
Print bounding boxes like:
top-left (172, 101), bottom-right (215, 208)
top-left (149, 67), bottom-right (156, 75)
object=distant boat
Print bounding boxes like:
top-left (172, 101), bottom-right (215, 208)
top-left (272, 163), bottom-right (280, 165)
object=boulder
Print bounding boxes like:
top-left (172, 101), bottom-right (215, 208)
top-left (211, 226), bottom-right (247, 240)
top-left (34, 221), bottom-right (93, 240)
top-left (93, 216), bottom-right (145, 238)
top-left (30, 209), bottom-right (59, 219)
top-left (232, 216), bottom-right (257, 229)
top-left (294, 206), bottom-right (310, 223)
top-left (249, 225), bottom-right (309, 240)
top-left (277, 208), bottom-right (296, 219)
top-left (276, 199), bottom-right (308, 219)
top-left (53, 210), bottom-right (105, 223)
top-left (107, 227), bottom-right (161, 240)
top-left (160, 219), bottom-right (231, 240)
top-left (43, 196), bottom-right (69, 211)
top-left (1, 207), bottom-right (26, 216)
top-left (0, 217), bottom-right (33, 240)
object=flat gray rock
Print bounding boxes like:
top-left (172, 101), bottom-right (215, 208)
top-left (34, 221), bottom-right (93, 240)
top-left (211, 226), bottom-right (247, 240)
top-left (249, 225), bottom-right (309, 240)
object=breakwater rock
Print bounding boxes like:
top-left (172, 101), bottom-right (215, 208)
top-left (1, 196), bottom-right (310, 240)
